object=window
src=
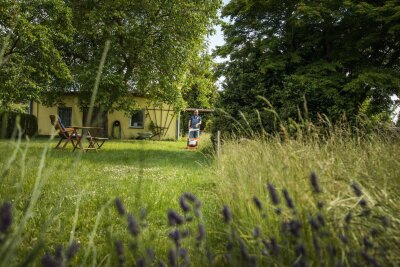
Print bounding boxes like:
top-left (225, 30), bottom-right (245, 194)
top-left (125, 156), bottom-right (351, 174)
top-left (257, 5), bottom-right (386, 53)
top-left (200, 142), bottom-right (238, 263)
top-left (130, 109), bottom-right (144, 128)
top-left (58, 107), bottom-right (72, 126)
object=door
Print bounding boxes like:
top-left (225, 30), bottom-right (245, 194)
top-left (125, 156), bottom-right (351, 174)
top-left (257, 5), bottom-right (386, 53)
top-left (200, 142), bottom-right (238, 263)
top-left (82, 107), bottom-right (108, 137)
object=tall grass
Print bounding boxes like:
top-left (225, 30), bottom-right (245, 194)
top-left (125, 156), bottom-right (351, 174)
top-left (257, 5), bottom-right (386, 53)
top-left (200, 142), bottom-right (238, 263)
top-left (213, 122), bottom-right (400, 265)
top-left (1, 122), bottom-right (399, 266)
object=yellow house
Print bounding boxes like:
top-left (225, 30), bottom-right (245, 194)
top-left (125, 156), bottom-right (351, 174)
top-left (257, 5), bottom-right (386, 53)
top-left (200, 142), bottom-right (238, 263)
top-left (30, 94), bottom-right (180, 140)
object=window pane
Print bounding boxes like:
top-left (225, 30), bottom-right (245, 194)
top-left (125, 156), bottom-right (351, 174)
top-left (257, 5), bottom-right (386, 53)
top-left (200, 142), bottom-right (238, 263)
top-left (58, 107), bottom-right (72, 126)
top-left (131, 109), bottom-right (144, 127)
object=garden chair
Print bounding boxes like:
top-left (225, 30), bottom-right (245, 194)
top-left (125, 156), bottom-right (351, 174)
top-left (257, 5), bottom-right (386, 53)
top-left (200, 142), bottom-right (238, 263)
top-left (83, 127), bottom-right (108, 149)
top-left (85, 135), bottom-right (108, 149)
top-left (92, 136), bottom-right (108, 149)
top-left (49, 115), bottom-right (80, 150)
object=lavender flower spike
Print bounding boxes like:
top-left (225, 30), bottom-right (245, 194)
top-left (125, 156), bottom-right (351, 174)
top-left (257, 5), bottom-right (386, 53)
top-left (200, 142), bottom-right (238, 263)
top-left (114, 198), bottom-right (126, 216)
top-left (222, 205), bottom-right (231, 223)
top-left (127, 214), bottom-right (140, 236)
top-left (267, 183), bottom-right (280, 205)
top-left (351, 182), bottom-right (363, 197)
top-left (252, 196), bottom-right (262, 211)
top-left (282, 189), bottom-right (295, 209)
top-left (167, 210), bottom-right (184, 226)
top-left (0, 201), bottom-right (12, 233)
top-left (310, 172), bottom-right (321, 193)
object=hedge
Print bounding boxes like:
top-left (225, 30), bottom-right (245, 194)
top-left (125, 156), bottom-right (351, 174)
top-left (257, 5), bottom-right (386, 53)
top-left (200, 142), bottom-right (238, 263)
top-left (0, 112), bottom-right (38, 138)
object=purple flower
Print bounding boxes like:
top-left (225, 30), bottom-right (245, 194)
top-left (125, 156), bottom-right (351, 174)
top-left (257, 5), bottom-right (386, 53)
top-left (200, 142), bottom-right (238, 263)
top-left (66, 241), bottom-right (80, 260)
top-left (289, 220), bottom-right (302, 238)
top-left (360, 251), bottom-right (379, 266)
top-left (136, 258), bottom-right (146, 267)
top-left (351, 183), bottom-right (363, 197)
top-left (295, 243), bottom-right (306, 256)
top-left (270, 238), bottom-right (280, 255)
top-left (168, 249), bottom-right (176, 267)
top-left (239, 238), bottom-right (249, 260)
top-left (127, 214), bottom-right (140, 236)
top-left (363, 236), bottom-right (373, 249)
top-left (312, 235), bottom-right (320, 253)
top-left (339, 233), bottom-right (348, 244)
top-left (168, 230), bottom-right (182, 247)
top-left (282, 189), bottom-right (295, 209)
top-left (41, 253), bottom-right (61, 267)
top-left (179, 196), bottom-right (191, 213)
top-left (370, 228), bottom-right (379, 237)
top-left (54, 245), bottom-right (63, 260)
top-left (252, 196), bottom-right (262, 211)
top-left (0, 201), bottom-right (12, 233)
top-left (167, 210), bottom-right (184, 226)
top-left (197, 224), bottom-right (206, 242)
top-left (253, 226), bottom-right (261, 239)
top-left (178, 248), bottom-right (189, 263)
top-left (309, 217), bottom-right (320, 231)
top-left (222, 205), bottom-right (231, 223)
top-left (310, 172), bottom-right (321, 193)
top-left (179, 193), bottom-right (201, 214)
top-left (267, 183), bottom-right (280, 205)
top-left (344, 212), bottom-right (352, 224)
top-left (380, 216), bottom-right (389, 228)
top-left (114, 198), bottom-right (126, 216)
top-left (316, 214), bottom-right (325, 227)
top-left (115, 240), bottom-right (124, 259)
top-left (359, 199), bottom-right (368, 207)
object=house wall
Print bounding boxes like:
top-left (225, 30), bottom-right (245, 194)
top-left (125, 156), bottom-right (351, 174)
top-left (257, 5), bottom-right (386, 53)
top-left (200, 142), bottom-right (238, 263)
top-left (32, 95), bottom-right (179, 140)
top-left (32, 95), bottom-right (81, 136)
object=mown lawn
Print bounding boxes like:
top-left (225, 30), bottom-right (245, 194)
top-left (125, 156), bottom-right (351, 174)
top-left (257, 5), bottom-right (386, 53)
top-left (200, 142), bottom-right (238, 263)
top-left (0, 136), bottom-right (221, 266)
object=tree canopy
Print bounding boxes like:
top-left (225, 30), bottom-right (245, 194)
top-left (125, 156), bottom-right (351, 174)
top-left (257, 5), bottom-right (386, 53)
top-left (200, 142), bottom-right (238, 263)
top-left (215, 0), bottom-right (400, 131)
top-left (0, 0), bottom-right (74, 110)
top-left (0, 0), bottom-right (221, 111)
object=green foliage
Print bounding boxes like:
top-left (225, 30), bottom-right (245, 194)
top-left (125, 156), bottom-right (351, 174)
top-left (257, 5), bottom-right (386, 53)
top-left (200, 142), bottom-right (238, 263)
top-left (182, 53), bottom-right (219, 109)
top-left (180, 53), bottom-right (219, 136)
top-left (215, 0), bottom-right (400, 135)
top-left (0, 0), bottom-right (74, 108)
top-left (1, 0), bottom-right (221, 112)
top-left (64, 0), bottom-right (221, 111)
top-left (0, 112), bottom-right (38, 138)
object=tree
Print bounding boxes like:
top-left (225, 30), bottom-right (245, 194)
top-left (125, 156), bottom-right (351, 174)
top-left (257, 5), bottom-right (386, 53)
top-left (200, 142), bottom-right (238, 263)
top-left (64, 0), bottom-right (221, 112)
top-left (1, 0), bottom-right (221, 113)
top-left (182, 53), bottom-right (218, 109)
top-left (215, 0), bottom-right (400, 135)
top-left (0, 0), bottom-right (74, 109)
top-left (181, 52), bottom-right (219, 134)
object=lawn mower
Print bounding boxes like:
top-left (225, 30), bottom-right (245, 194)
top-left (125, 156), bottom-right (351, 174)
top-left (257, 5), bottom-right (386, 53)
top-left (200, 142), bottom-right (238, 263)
top-left (186, 128), bottom-right (200, 150)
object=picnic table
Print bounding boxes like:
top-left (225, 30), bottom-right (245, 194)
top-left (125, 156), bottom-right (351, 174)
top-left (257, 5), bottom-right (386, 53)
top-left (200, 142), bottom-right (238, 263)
top-left (72, 126), bottom-right (108, 152)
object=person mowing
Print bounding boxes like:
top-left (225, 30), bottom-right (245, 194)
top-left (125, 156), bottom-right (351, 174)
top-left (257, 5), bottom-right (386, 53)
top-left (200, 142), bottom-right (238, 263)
top-left (188, 109), bottom-right (202, 138)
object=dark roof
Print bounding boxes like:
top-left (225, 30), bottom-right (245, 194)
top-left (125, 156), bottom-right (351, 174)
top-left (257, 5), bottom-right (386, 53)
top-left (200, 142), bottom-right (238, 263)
top-left (185, 108), bottom-right (214, 113)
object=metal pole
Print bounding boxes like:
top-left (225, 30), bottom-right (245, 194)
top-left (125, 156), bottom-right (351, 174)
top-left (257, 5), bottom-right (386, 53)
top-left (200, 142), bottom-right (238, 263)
top-left (217, 130), bottom-right (221, 172)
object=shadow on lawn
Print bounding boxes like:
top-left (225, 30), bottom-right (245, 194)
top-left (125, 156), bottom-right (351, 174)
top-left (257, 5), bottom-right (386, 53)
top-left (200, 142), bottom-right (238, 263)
top-left (48, 147), bottom-right (210, 168)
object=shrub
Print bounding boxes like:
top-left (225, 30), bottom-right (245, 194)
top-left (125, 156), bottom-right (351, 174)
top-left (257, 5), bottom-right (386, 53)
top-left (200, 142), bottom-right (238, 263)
top-left (0, 112), bottom-right (38, 138)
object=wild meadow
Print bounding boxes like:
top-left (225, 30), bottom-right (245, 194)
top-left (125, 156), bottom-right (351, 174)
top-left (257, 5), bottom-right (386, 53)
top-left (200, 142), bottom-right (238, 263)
top-left (0, 126), bottom-right (399, 266)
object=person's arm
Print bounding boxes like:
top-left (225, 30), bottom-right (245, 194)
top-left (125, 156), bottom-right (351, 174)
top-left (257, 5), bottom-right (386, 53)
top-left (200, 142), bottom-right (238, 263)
top-left (188, 118), bottom-right (191, 130)
top-left (196, 117), bottom-right (202, 128)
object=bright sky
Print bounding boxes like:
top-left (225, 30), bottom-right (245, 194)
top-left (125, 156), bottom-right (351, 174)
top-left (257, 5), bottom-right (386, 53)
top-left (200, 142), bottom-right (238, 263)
top-left (207, 0), bottom-right (230, 89)
top-left (207, 0), bottom-right (230, 53)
